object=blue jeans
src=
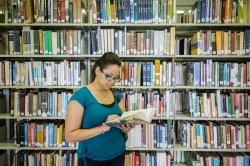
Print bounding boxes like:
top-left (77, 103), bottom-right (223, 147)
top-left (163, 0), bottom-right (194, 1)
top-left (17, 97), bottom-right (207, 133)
top-left (78, 153), bottom-right (125, 166)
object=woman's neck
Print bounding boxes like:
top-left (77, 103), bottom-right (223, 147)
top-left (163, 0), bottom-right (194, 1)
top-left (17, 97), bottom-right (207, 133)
top-left (91, 81), bottom-right (108, 93)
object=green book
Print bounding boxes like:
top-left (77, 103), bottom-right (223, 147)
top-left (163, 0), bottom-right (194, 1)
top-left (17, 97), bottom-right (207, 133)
top-left (33, 30), bottom-right (40, 55)
top-left (48, 31), bottom-right (52, 55)
top-left (44, 31), bottom-right (49, 54)
top-left (227, 95), bottom-right (232, 118)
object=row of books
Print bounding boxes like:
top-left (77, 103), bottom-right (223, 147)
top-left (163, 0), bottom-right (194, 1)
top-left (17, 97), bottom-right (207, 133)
top-left (2, 29), bottom-right (87, 55)
top-left (16, 122), bottom-right (77, 148)
top-left (120, 90), bottom-right (175, 118)
top-left (89, 28), bottom-right (175, 56)
top-left (3, 89), bottom-right (250, 119)
top-left (125, 152), bottom-right (172, 166)
top-left (174, 151), bottom-right (250, 166)
top-left (176, 29), bottom-right (250, 56)
top-left (177, 0), bottom-right (250, 24)
top-left (5, 0), bottom-right (84, 23)
top-left (13, 151), bottom-right (77, 166)
top-left (181, 91), bottom-right (250, 118)
top-left (10, 91), bottom-right (72, 117)
top-left (175, 61), bottom-right (250, 87)
top-left (0, 61), bottom-right (87, 86)
top-left (1, 60), bottom-right (250, 87)
top-left (117, 61), bottom-right (173, 86)
top-left (1, 28), bottom-right (175, 56)
top-left (4, 29), bottom-right (250, 56)
top-left (177, 121), bottom-right (250, 149)
top-left (91, 0), bottom-right (175, 24)
top-left (176, 30), bottom-right (250, 56)
top-left (127, 122), bottom-right (174, 149)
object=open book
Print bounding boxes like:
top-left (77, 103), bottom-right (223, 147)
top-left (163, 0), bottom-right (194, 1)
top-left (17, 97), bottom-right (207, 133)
top-left (104, 108), bottom-right (155, 127)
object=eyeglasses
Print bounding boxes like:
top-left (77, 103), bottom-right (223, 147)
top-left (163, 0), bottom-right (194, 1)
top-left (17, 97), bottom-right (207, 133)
top-left (101, 71), bottom-right (121, 82)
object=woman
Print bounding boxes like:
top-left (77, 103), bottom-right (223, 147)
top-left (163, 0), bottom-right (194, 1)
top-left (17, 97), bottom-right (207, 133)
top-left (65, 52), bottom-right (132, 166)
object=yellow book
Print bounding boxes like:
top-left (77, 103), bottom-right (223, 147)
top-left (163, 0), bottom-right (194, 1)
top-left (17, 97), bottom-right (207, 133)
top-left (107, 0), bottom-right (111, 23)
top-left (20, 36), bottom-right (23, 55)
top-left (191, 32), bottom-right (198, 55)
top-left (58, 155), bottom-right (62, 166)
top-left (59, 123), bottom-right (63, 147)
top-left (46, 154), bottom-right (50, 166)
top-left (248, 0), bottom-right (250, 23)
top-left (91, 0), bottom-right (97, 23)
top-left (240, 32), bottom-right (244, 54)
top-left (77, 0), bottom-right (82, 23)
top-left (191, 124), bottom-right (197, 148)
top-left (110, 0), bottom-right (116, 23)
top-left (36, 125), bottom-right (40, 147)
top-left (27, 0), bottom-right (33, 23)
top-left (237, 0), bottom-right (244, 23)
top-left (154, 60), bottom-right (161, 86)
top-left (224, 31), bottom-right (229, 55)
top-left (216, 31), bottom-right (222, 55)
top-left (57, 94), bottom-right (62, 116)
top-left (39, 30), bottom-right (44, 54)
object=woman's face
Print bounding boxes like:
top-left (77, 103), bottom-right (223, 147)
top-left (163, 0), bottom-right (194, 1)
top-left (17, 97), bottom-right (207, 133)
top-left (96, 64), bottom-right (120, 89)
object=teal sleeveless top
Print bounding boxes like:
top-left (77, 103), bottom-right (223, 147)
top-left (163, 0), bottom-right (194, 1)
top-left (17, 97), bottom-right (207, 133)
top-left (69, 87), bottom-right (125, 161)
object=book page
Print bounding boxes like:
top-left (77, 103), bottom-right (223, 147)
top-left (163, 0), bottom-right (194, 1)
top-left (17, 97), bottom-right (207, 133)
top-left (104, 108), bottom-right (155, 127)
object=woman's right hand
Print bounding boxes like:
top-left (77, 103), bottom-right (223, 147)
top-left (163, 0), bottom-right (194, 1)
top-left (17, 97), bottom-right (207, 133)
top-left (99, 114), bottom-right (120, 133)
top-left (106, 114), bottom-right (120, 123)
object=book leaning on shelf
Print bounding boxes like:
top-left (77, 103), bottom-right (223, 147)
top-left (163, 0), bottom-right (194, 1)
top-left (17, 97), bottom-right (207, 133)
top-left (104, 108), bottom-right (155, 127)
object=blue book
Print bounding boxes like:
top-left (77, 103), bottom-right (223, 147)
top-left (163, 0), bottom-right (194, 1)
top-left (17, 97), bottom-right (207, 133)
top-left (114, 30), bottom-right (118, 54)
top-left (164, 124), bottom-right (168, 147)
top-left (24, 123), bottom-right (28, 147)
top-left (201, 0), bottom-right (206, 23)
top-left (244, 155), bottom-right (250, 166)
top-left (13, 30), bottom-right (20, 54)
top-left (48, 93), bottom-right (53, 116)
top-left (49, 123), bottom-right (54, 147)
top-left (223, 63), bottom-right (228, 86)
top-left (124, 0), bottom-right (130, 22)
top-left (194, 62), bottom-right (201, 86)
top-left (130, 0), bottom-right (134, 23)
top-left (196, 124), bottom-right (200, 146)
top-left (245, 30), bottom-right (250, 55)
top-left (138, 0), bottom-right (142, 22)
top-left (196, 0), bottom-right (202, 23)
top-left (146, 154), bottom-right (150, 166)
top-left (157, 125), bottom-right (160, 148)
top-left (134, 0), bottom-right (138, 22)
top-left (149, 0), bottom-right (153, 23)
top-left (146, 62), bottom-right (151, 86)
top-left (142, 63), bottom-right (147, 86)
top-left (12, 63), bottom-right (16, 86)
top-left (150, 62), bottom-right (154, 85)
top-left (121, 0), bottom-right (125, 23)
top-left (213, 157), bottom-right (220, 166)
top-left (205, 0), bottom-right (210, 22)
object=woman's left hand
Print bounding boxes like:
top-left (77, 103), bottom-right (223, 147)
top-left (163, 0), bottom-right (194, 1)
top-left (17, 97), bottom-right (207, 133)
top-left (120, 123), bottom-right (135, 133)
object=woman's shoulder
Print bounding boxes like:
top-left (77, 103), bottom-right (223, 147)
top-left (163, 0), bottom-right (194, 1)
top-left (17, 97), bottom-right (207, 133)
top-left (69, 86), bottom-right (89, 104)
top-left (74, 86), bottom-right (88, 95)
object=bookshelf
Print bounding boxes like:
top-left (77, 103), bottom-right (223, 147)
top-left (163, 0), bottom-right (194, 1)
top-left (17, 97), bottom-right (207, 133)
top-left (0, 0), bottom-right (250, 165)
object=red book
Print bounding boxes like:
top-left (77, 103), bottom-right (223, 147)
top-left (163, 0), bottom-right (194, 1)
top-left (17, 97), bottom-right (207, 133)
top-left (135, 153), bottom-right (140, 166)
top-left (132, 152), bottom-right (136, 166)
top-left (226, 125), bottom-right (231, 149)
top-left (246, 124), bottom-right (250, 149)
top-left (60, 0), bottom-right (66, 23)
top-left (231, 32), bottom-right (236, 54)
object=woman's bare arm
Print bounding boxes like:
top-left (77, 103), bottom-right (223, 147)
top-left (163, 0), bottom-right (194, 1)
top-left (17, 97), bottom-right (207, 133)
top-left (118, 100), bottom-right (134, 133)
top-left (65, 101), bottom-right (108, 142)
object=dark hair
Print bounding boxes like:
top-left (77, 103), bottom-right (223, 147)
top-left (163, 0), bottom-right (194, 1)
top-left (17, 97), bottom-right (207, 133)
top-left (91, 52), bottom-right (121, 82)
